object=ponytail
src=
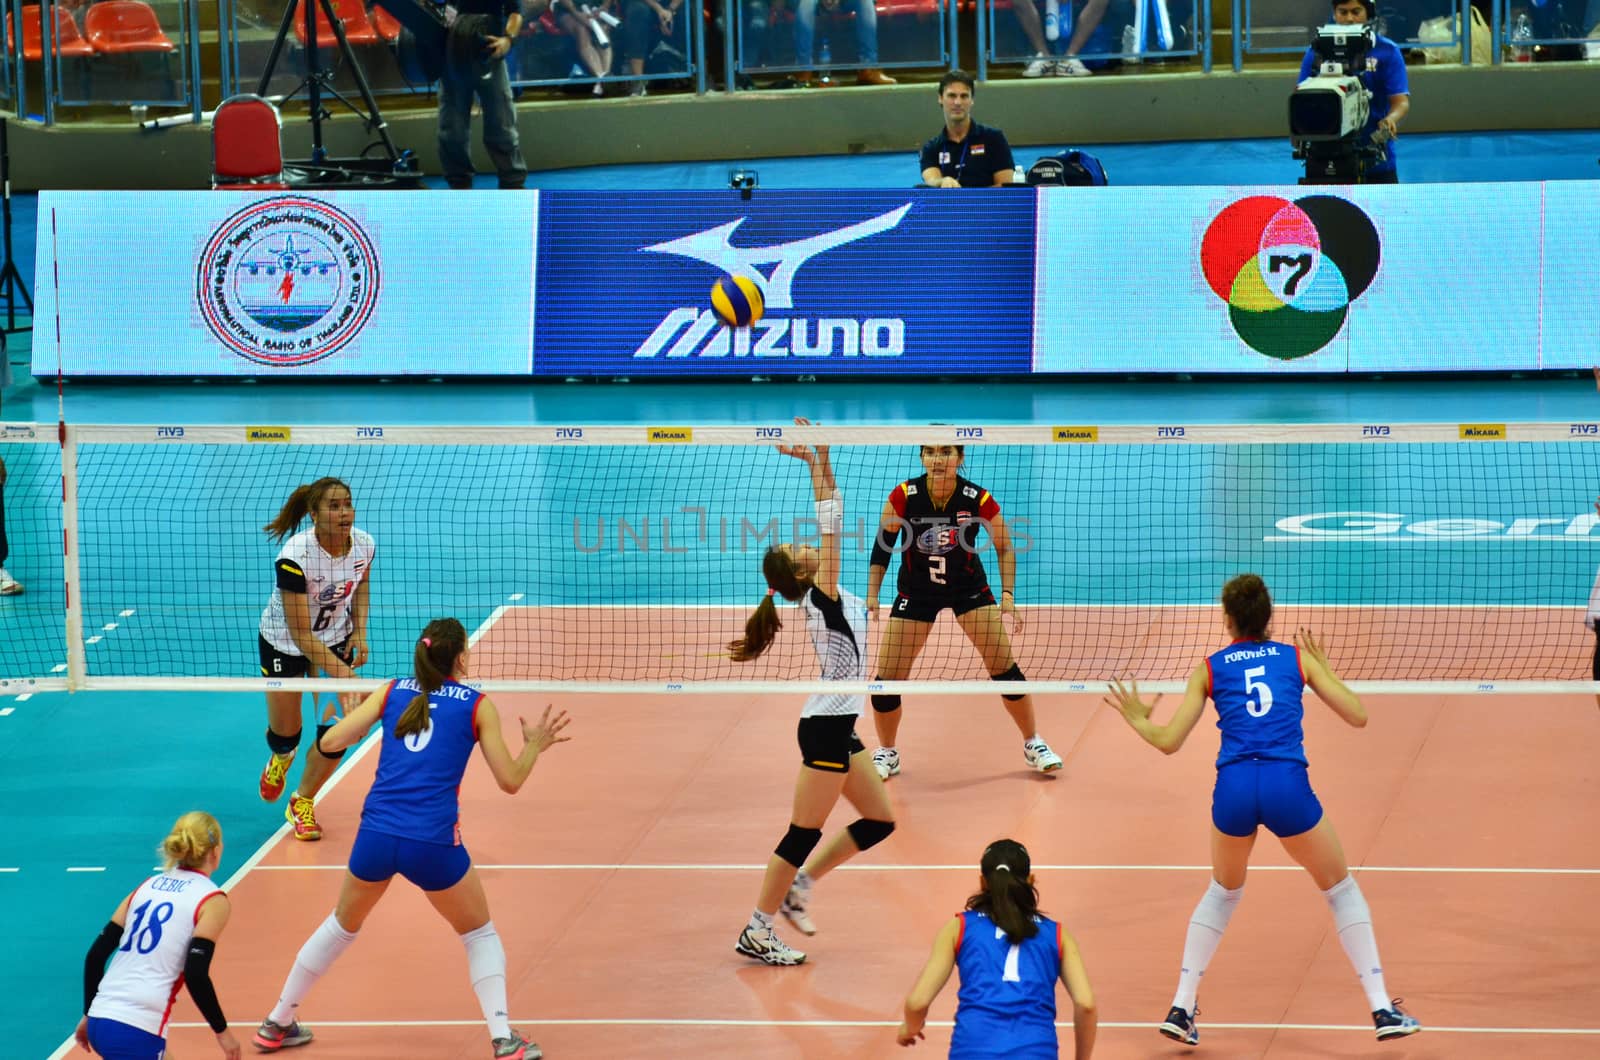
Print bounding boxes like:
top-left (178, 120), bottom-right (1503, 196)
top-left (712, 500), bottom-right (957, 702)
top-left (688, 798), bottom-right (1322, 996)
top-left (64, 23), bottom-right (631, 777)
top-left (395, 618), bottom-right (468, 739)
top-left (965, 838), bottom-right (1040, 944)
top-left (158, 811), bottom-right (223, 872)
top-left (727, 547), bottom-right (808, 663)
top-left (263, 477), bottom-right (352, 541)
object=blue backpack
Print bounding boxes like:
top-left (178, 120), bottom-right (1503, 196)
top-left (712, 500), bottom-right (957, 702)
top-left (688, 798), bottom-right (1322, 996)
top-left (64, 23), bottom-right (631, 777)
top-left (1026, 150), bottom-right (1110, 187)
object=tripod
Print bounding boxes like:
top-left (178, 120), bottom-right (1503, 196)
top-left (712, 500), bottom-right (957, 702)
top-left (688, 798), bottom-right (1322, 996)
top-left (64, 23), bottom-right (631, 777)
top-left (0, 119), bottom-right (32, 337)
top-left (254, 0), bottom-right (420, 186)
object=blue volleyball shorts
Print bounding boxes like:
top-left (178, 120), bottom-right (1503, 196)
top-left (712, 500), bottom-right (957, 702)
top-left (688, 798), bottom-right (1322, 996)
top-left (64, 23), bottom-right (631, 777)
top-left (1212, 759), bottom-right (1324, 838)
top-left (349, 828), bottom-right (472, 891)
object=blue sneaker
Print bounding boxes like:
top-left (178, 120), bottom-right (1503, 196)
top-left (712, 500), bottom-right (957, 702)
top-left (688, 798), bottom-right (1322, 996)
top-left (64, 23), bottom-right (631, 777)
top-left (1373, 999), bottom-right (1421, 1041)
top-left (1158, 1005), bottom-right (1199, 1046)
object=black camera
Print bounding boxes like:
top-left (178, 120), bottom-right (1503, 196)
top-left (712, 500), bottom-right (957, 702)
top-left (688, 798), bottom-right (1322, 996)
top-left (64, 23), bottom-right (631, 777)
top-left (1290, 23), bottom-right (1384, 184)
top-left (729, 168), bottom-right (759, 200)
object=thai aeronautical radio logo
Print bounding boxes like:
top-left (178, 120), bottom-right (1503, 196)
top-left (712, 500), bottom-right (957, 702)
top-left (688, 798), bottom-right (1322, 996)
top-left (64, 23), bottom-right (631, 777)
top-left (197, 197), bottom-right (380, 366)
top-left (1200, 195), bottom-right (1380, 360)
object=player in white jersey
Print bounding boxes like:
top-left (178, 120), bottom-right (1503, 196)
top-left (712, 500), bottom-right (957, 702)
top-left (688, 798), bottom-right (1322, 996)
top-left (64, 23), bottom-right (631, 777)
top-left (256, 477), bottom-right (375, 842)
top-left (77, 812), bottom-right (241, 1060)
top-left (726, 418), bottom-right (895, 966)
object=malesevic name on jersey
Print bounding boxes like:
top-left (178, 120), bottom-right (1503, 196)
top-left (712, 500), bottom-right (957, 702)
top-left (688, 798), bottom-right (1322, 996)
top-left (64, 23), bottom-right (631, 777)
top-left (87, 869), bottom-right (225, 1036)
top-left (799, 585), bottom-right (868, 718)
top-left (259, 527), bottom-right (375, 655)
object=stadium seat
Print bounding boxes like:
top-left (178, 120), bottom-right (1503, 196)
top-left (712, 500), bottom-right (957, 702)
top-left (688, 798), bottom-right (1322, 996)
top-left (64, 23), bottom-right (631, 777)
top-left (369, 2), bottom-right (402, 43)
top-left (8, 4), bottom-right (97, 60)
top-left (211, 94), bottom-right (291, 190)
top-left (83, 1), bottom-right (176, 54)
top-left (291, 0), bottom-right (382, 48)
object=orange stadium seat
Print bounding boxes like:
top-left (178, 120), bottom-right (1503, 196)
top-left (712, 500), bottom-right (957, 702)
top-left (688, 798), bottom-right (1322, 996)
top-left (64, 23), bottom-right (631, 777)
top-left (8, 4), bottom-right (97, 60)
top-left (83, 0), bottom-right (176, 54)
top-left (291, 0), bottom-right (381, 48)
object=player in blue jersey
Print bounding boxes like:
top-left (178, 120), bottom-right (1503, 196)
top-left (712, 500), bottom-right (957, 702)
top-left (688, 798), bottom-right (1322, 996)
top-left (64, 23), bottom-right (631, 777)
top-left (1105, 573), bottom-right (1420, 1046)
top-left (252, 617), bottom-right (571, 1060)
top-left (898, 838), bottom-right (1097, 1058)
top-left (727, 419), bottom-right (895, 967)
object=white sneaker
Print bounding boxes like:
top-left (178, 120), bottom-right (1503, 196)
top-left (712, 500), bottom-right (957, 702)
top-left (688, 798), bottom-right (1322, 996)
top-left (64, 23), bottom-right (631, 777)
top-left (1024, 737), bottom-right (1063, 773)
top-left (871, 746), bottom-right (900, 780)
top-left (1022, 54), bottom-right (1053, 78)
top-left (1121, 24), bottom-right (1142, 62)
top-left (780, 874), bottom-right (816, 936)
top-left (0, 568), bottom-right (22, 595)
top-left (1055, 56), bottom-right (1093, 77)
top-left (735, 923), bottom-right (806, 965)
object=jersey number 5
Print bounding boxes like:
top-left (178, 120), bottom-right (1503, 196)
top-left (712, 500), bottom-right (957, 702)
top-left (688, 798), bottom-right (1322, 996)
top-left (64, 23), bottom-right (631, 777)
top-left (1244, 665), bottom-right (1274, 718)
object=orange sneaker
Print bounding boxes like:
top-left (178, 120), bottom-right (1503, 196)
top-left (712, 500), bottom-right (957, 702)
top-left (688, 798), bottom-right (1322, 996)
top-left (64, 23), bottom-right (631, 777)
top-left (286, 794), bottom-right (321, 841)
top-left (259, 750), bottom-right (296, 802)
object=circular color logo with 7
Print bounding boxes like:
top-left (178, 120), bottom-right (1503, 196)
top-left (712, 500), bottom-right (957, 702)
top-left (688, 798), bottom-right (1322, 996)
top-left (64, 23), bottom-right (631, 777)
top-left (1200, 195), bottom-right (1380, 361)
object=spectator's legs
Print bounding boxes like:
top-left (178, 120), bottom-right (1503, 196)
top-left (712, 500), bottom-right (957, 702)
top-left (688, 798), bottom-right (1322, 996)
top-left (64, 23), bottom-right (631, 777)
top-left (436, 74), bottom-right (477, 188)
top-left (1064, 0), bottom-right (1108, 56)
top-left (743, 0), bottom-right (770, 67)
top-left (623, 0), bottom-right (653, 89)
top-left (793, 0), bottom-right (818, 65)
top-left (1013, 0), bottom-right (1052, 55)
top-left (852, 0), bottom-right (879, 63)
top-left (476, 62), bottom-right (528, 189)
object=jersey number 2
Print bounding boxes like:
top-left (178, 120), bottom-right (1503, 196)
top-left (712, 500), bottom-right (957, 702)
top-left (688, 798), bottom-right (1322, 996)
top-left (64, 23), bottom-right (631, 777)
top-left (928, 555), bottom-right (947, 585)
top-left (1244, 665), bottom-right (1274, 717)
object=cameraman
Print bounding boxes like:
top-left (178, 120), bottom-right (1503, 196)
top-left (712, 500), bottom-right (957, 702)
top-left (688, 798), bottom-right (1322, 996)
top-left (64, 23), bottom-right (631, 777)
top-left (439, 0), bottom-right (532, 189)
top-left (1298, 0), bottom-right (1409, 183)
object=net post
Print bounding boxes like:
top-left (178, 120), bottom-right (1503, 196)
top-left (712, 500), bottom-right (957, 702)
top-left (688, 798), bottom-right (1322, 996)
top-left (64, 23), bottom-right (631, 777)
top-left (61, 423), bottom-right (86, 691)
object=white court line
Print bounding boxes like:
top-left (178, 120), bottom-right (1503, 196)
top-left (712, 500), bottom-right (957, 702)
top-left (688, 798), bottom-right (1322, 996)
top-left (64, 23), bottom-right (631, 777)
top-left (247, 862), bottom-right (1600, 875)
top-left (0, 707), bottom-right (12, 717)
top-left (153, 1018), bottom-right (1600, 1036)
top-left (65, 867), bottom-right (105, 873)
top-left (15, 692), bottom-right (31, 701)
top-left (44, 606), bottom-right (514, 1060)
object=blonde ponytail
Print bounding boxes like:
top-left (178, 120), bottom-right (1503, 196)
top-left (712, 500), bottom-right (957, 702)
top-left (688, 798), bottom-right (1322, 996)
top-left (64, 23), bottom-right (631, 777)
top-left (158, 811), bottom-right (223, 872)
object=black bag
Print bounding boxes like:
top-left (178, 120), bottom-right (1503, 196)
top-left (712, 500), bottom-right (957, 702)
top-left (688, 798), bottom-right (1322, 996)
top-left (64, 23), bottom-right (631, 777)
top-left (1026, 149), bottom-right (1110, 187)
top-left (376, 0), bottom-right (449, 80)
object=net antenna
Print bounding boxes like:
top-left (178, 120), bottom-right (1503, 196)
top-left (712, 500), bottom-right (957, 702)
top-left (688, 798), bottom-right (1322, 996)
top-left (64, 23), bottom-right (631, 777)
top-left (253, 0), bottom-right (421, 187)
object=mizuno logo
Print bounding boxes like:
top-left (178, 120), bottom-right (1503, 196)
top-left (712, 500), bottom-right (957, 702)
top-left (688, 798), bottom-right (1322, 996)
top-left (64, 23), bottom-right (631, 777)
top-left (640, 205), bottom-right (913, 309)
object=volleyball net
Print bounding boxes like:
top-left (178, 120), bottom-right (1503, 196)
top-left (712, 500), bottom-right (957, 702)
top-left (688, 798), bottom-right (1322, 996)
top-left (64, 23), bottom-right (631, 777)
top-left (4, 422), bottom-right (1599, 694)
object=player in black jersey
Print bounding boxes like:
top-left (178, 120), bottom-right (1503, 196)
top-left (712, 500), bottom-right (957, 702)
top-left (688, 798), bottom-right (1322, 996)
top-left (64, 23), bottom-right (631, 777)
top-left (865, 444), bottom-right (1063, 779)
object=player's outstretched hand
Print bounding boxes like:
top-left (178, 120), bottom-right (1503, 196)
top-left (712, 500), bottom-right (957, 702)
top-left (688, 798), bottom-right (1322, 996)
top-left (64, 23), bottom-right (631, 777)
top-left (215, 1029), bottom-right (241, 1060)
top-left (1294, 628), bottom-right (1329, 669)
top-left (1104, 677), bottom-right (1158, 725)
top-left (896, 1020), bottom-right (926, 1046)
top-left (777, 416), bottom-right (822, 463)
top-left (522, 705), bottom-right (573, 755)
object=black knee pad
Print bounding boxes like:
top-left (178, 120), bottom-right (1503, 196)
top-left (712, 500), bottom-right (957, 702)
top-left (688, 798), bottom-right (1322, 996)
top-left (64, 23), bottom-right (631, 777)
top-left (847, 818), bottom-right (895, 852)
top-left (314, 722), bottom-right (347, 762)
top-left (871, 693), bottom-right (902, 714)
top-left (774, 825), bottom-right (823, 868)
top-left (266, 727), bottom-right (301, 756)
top-left (992, 663), bottom-right (1027, 701)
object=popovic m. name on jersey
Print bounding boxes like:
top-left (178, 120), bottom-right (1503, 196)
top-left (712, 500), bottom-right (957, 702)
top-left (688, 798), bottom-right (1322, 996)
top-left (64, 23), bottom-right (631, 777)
top-left (632, 205), bottom-right (913, 360)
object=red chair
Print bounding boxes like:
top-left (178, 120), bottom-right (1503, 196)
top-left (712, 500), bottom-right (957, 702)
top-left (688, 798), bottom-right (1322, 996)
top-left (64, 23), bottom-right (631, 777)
top-left (368, 2), bottom-right (401, 43)
top-left (211, 94), bottom-right (291, 189)
top-left (8, 4), bottom-right (97, 61)
top-left (83, 0), bottom-right (175, 53)
top-left (291, 0), bottom-right (381, 47)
